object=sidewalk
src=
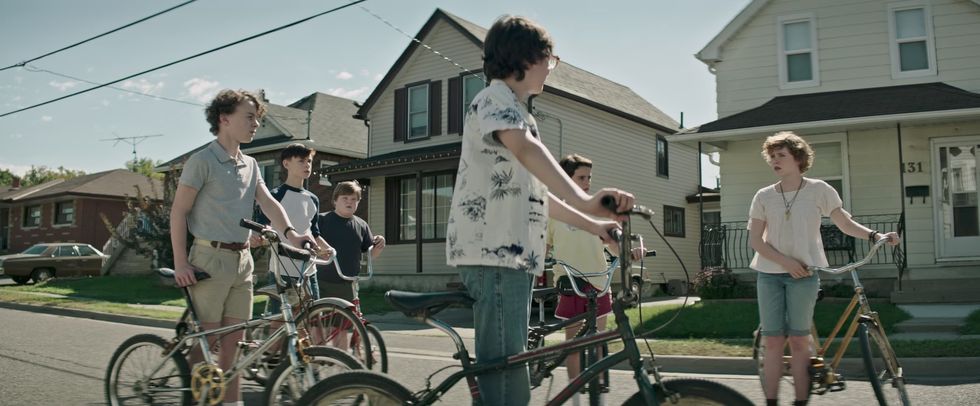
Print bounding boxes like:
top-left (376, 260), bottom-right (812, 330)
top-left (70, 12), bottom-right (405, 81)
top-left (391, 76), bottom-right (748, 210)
top-left (2, 291), bottom-right (978, 381)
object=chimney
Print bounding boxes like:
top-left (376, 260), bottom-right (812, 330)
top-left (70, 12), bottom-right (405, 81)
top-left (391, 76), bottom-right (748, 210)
top-left (10, 177), bottom-right (20, 189)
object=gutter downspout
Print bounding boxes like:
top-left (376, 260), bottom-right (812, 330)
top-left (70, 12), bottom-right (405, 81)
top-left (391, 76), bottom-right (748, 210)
top-left (698, 142), bottom-right (704, 269)
top-left (896, 123), bottom-right (908, 291)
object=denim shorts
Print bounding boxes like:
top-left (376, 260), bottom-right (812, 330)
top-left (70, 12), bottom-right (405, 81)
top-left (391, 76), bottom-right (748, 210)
top-left (757, 272), bottom-right (819, 337)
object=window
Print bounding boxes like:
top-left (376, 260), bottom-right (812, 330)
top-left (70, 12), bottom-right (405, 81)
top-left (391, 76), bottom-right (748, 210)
top-left (388, 172), bottom-right (455, 242)
top-left (656, 135), bottom-right (669, 178)
top-left (777, 14), bottom-right (819, 88)
top-left (408, 84), bottom-right (429, 139)
top-left (448, 72), bottom-right (486, 134)
top-left (55, 201), bottom-right (74, 225)
top-left (260, 161), bottom-right (282, 187)
top-left (395, 81), bottom-right (441, 141)
top-left (808, 140), bottom-right (848, 207)
top-left (23, 205), bottom-right (41, 228)
top-left (888, 3), bottom-right (936, 78)
top-left (56, 246), bottom-right (79, 257)
top-left (664, 205), bottom-right (685, 237)
top-left (77, 245), bottom-right (98, 256)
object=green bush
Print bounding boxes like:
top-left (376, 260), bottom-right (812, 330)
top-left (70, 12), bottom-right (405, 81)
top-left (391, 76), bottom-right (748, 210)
top-left (692, 267), bottom-right (753, 299)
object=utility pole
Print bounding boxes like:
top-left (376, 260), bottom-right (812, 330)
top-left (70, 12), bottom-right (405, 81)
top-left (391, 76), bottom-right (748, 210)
top-left (100, 134), bottom-right (163, 172)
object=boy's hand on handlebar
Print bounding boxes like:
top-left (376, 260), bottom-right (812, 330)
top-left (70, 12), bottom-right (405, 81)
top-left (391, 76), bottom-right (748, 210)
top-left (589, 188), bottom-right (634, 221)
top-left (173, 262), bottom-right (201, 287)
top-left (879, 232), bottom-right (901, 246)
top-left (630, 246), bottom-right (646, 261)
top-left (592, 220), bottom-right (622, 255)
top-left (316, 245), bottom-right (335, 260)
top-left (248, 233), bottom-right (265, 248)
top-left (286, 230), bottom-right (316, 252)
top-left (372, 235), bottom-right (386, 250)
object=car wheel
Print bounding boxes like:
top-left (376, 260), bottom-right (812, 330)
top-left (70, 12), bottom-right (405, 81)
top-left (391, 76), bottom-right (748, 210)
top-left (32, 268), bottom-right (54, 284)
top-left (11, 275), bottom-right (31, 285)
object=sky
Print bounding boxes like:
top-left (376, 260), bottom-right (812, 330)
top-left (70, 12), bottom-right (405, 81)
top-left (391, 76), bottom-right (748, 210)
top-left (0, 0), bottom-right (751, 188)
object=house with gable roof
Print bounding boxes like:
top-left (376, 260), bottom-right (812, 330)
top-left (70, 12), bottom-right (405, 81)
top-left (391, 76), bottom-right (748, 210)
top-left (323, 9), bottom-right (702, 290)
top-left (157, 91), bottom-right (368, 214)
top-left (668, 0), bottom-right (980, 301)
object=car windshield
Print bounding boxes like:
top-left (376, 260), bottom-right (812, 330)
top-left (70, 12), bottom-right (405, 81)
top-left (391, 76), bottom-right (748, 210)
top-left (22, 245), bottom-right (49, 255)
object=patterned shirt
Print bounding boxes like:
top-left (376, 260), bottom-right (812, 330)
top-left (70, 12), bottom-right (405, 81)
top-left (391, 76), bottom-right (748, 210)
top-left (446, 79), bottom-right (549, 275)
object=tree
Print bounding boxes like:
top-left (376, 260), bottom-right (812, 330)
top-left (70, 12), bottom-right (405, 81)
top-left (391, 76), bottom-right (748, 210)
top-left (0, 168), bottom-right (16, 186)
top-left (21, 165), bottom-right (85, 186)
top-left (101, 169), bottom-right (181, 270)
top-left (125, 157), bottom-right (164, 180)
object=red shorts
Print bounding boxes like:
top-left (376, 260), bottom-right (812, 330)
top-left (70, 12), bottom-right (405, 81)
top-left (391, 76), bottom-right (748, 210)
top-left (554, 283), bottom-right (612, 320)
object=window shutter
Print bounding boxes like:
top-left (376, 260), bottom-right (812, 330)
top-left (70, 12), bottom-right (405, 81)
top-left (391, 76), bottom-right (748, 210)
top-left (385, 178), bottom-right (399, 240)
top-left (447, 76), bottom-right (462, 134)
top-left (429, 80), bottom-right (441, 136)
top-left (394, 87), bottom-right (407, 142)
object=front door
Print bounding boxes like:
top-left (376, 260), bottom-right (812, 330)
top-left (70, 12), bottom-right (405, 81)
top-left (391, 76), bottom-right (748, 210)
top-left (934, 138), bottom-right (980, 259)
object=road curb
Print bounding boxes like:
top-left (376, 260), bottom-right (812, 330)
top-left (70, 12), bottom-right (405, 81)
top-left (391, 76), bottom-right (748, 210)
top-left (0, 301), bottom-right (175, 330)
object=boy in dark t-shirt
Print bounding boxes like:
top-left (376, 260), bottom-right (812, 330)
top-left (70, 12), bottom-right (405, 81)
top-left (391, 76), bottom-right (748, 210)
top-left (317, 180), bottom-right (385, 301)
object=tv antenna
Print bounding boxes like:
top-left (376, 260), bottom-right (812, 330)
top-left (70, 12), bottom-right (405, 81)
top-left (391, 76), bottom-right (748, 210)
top-left (100, 133), bottom-right (164, 171)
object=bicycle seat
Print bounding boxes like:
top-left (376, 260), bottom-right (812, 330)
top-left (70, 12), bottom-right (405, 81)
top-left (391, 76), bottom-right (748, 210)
top-left (386, 290), bottom-right (474, 317)
top-left (532, 287), bottom-right (559, 300)
top-left (155, 268), bottom-right (211, 287)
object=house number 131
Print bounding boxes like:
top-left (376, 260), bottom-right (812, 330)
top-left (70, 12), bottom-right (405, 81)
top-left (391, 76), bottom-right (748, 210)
top-left (904, 162), bottom-right (923, 173)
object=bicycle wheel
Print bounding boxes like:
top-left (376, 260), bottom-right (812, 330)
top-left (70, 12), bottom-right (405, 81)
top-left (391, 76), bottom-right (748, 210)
top-left (105, 334), bottom-right (191, 406)
top-left (242, 290), bottom-right (281, 385)
top-left (624, 378), bottom-right (753, 406)
top-left (295, 370), bottom-right (413, 406)
top-left (298, 302), bottom-right (373, 370)
top-left (859, 322), bottom-right (910, 406)
top-left (265, 346), bottom-right (364, 406)
top-left (753, 326), bottom-right (814, 400)
top-left (365, 324), bottom-right (389, 373)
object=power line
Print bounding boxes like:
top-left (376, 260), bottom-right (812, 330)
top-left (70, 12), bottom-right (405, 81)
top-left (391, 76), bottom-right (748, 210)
top-left (358, 5), bottom-right (483, 81)
top-left (0, 0), bottom-right (198, 73)
top-left (0, 0), bottom-right (367, 119)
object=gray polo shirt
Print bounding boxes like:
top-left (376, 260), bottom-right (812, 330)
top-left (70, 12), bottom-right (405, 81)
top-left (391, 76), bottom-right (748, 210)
top-left (179, 140), bottom-right (264, 243)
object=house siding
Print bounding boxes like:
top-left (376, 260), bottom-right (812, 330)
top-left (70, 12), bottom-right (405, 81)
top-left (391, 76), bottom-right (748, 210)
top-left (4, 197), bottom-right (128, 254)
top-left (715, 0), bottom-right (980, 118)
top-left (368, 20), bottom-right (483, 158)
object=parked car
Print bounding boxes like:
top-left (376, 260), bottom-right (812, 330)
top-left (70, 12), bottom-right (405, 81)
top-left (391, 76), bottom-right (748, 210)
top-left (0, 243), bottom-right (107, 284)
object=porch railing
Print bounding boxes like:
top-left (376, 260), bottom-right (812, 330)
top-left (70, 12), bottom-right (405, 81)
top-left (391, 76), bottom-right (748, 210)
top-left (700, 214), bottom-right (903, 270)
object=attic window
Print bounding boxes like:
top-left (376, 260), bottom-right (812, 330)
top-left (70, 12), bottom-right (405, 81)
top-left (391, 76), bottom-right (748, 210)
top-left (777, 13), bottom-right (819, 89)
top-left (408, 84), bottom-right (429, 139)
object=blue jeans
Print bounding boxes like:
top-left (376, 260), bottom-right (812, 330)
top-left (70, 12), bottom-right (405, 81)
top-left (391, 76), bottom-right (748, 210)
top-left (757, 272), bottom-right (819, 336)
top-left (459, 265), bottom-right (535, 406)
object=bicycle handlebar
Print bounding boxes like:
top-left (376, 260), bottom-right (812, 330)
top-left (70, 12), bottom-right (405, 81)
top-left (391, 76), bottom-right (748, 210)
top-left (808, 236), bottom-right (894, 275)
top-left (325, 245), bottom-right (375, 282)
top-left (600, 195), bottom-right (655, 219)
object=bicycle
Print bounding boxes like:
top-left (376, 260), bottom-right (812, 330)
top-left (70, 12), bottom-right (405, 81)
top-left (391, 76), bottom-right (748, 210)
top-left (527, 249), bottom-right (654, 405)
top-left (104, 219), bottom-right (362, 406)
top-left (324, 246), bottom-right (389, 373)
top-left (295, 201), bottom-right (753, 405)
top-left (752, 236), bottom-right (911, 405)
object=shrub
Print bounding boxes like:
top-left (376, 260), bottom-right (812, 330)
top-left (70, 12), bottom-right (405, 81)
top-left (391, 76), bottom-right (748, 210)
top-left (692, 267), bottom-right (753, 299)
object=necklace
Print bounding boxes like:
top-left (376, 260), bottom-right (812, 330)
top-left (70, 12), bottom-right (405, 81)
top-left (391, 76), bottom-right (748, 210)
top-left (779, 178), bottom-right (805, 220)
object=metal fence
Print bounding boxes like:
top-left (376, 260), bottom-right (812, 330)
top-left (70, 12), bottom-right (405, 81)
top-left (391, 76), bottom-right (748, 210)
top-left (700, 214), bottom-right (903, 270)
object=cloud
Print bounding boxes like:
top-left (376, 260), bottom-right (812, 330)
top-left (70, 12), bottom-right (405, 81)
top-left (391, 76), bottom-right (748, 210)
top-left (335, 71), bottom-right (354, 80)
top-left (121, 78), bottom-right (164, 95)
top-left (326, 86), bottom-right (371, 100)
top-left (183, 78), bottom-right (220, 103)
top-left (0, 162), bottom-right (33, 176)
top-left (49, 80), bottom-right (78, 91)
top-left (9, 133), bottom-right (24, 139)
top-left (373, 73), bottom-right (383, 82)
top-left (41, 116), bottom-right (53, 122)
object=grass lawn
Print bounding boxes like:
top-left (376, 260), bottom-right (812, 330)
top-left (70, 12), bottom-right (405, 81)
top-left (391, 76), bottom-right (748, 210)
top-left (1, 275), bottom-right (389, 317)
top-left (601, 337), bottom-right (980, 358)
top-left (617, 299), bottom-right (912, 339)
top-left (962, 309), bottom-right (980, 335)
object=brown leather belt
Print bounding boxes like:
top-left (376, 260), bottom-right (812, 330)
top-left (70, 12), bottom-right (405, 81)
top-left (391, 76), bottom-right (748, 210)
top-left (195, 239), bottom-right (249, 251)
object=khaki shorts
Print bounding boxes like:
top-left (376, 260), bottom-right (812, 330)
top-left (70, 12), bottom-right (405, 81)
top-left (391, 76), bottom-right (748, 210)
top-left (188, 242), bottom-right (254, 323)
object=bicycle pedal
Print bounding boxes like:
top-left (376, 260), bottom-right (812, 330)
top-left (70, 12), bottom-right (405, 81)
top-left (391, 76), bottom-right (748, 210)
top-left (829, 380), bottom-right (846, 392)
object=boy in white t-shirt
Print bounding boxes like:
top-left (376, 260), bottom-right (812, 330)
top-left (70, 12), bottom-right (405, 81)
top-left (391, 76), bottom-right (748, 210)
top-left (748, 131), bottom-right (900, 406)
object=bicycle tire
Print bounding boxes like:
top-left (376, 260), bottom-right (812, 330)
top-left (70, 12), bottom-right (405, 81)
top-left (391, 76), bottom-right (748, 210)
top-left (296, 370), bottom-right (413, 406)
top-left (105, 334), bottom-right (191, 406)
top-left (297, 301), bottom-right (373, 370)
top-left (624, 378), bottom-right (753, 406)
top-left (366, 323), bottom-right (389, 373)
top-left (752, 326), bottom-right (814, 401)
top-left (241, 289), bottom-right (282, 385)
top-left (859, 322), bottom-right (910, 406)
top-left (264, 345), bottom-right (364, 406)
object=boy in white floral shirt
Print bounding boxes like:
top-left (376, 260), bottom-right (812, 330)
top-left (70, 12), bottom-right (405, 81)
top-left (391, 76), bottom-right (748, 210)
top-left (446, 15), bottom-right (635, 405)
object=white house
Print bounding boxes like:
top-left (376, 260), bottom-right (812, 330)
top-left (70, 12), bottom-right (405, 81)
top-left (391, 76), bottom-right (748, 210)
top-left (324, 9), bottom-right (701, 291)
top-left (669, 0), bottom-right (980, 302)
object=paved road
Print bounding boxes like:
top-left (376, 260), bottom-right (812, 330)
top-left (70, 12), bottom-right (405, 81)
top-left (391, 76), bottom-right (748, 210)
top-left (1, 307), bottom-right (978, 405)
